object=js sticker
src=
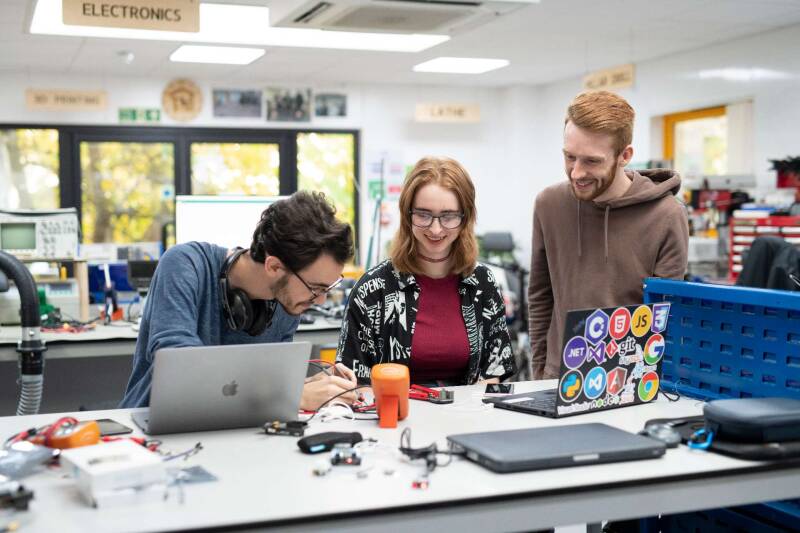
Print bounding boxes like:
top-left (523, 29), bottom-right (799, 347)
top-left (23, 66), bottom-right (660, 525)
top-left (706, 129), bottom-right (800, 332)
top-left (631, 305), bottom-right (653, 337)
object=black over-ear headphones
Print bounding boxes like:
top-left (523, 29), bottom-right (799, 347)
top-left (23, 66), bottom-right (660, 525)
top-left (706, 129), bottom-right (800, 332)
top-left (219, 247), bottom-right (276, 336)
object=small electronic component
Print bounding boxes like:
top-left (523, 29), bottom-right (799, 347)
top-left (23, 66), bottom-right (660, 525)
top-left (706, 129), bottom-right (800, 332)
top-left (0, 481), bottom-right (34, 511)
top-left (329, 444), bottom-right (361, 466)
top-left (264, 420), bottom-right (307, 437)
top-left (409, 385), bottom-right (454, 404)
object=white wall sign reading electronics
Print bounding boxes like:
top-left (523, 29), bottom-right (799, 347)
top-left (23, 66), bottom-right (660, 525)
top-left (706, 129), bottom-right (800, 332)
top-left (415, 103), bottom-right (481, 123)
top-left (62, 0), bottom-right (199, 32)
top-left (583, 64), bottom-right (635, 92)
top-left (26, 89), bottom-right (107, 111)
top-left (175, 196), bottom-right (285, 249)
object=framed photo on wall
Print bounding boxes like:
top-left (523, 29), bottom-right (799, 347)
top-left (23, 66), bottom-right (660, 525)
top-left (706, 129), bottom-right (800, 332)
top-left (265, 88), bottom-right (311, 122)
top-left (212, 89), bottom-right (262, 118)
top-left (314, 93), bottom-right (347, 118)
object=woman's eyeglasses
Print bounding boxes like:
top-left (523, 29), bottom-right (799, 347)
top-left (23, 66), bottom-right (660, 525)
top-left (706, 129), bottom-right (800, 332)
top-left (409, 209), bottom-right (464, 229)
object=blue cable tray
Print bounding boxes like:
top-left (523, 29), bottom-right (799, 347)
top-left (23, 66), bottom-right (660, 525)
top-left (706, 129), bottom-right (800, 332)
top-left (643, 278), bottom-right (800, 401)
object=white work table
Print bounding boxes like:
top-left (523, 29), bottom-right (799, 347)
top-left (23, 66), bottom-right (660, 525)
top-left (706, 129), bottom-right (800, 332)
top-left (1, 381), bottom-right (799, 532)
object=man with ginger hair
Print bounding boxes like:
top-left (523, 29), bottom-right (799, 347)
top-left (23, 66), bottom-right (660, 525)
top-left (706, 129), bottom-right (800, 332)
top-left (528, 91), bottom-right (688, 381)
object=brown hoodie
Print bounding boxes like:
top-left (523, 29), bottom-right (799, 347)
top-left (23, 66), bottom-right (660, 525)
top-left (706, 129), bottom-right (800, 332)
top-left (527, 169), bottom-right (689, 379)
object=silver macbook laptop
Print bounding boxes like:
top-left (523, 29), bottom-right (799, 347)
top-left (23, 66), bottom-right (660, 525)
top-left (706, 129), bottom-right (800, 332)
top-left (131, 342), bottom-right (311, 435)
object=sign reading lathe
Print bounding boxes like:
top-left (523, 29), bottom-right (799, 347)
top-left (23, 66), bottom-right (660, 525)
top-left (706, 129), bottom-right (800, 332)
top-left (62, 0), bottom-right (199, 32)
top-left (415, 103), bottom-right (480, 123)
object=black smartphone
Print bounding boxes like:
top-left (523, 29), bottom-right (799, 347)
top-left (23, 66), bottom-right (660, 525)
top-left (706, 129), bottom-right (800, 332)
top-left (95, 418), bottom-right (134, 436)
top-left (485, 383), bottom-right (514, 394)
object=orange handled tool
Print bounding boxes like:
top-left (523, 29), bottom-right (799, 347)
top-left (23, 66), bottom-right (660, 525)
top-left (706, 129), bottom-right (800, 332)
top-left (371, 363), bottom-right (410, 428)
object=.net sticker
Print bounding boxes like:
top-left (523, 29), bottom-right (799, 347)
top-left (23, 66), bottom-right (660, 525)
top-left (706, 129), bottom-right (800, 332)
top-left (563, 336), bottom-right (588, 369)
top-left (559, 370), bottom-right (584, 403)
top-left (631, 305), bottom-right (653, 338)
top-left (609, 307), bottom-right (632, 339)
top-left (638, 371), bottom-right (660, 402)
top-left (583, 366), bottom-right (607, 400)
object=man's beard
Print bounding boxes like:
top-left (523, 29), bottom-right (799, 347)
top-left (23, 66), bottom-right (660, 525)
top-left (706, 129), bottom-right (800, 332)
top-left (271, 273), bottom-right (311, 317)
top-left (571, 164), bottom-right (616, 201)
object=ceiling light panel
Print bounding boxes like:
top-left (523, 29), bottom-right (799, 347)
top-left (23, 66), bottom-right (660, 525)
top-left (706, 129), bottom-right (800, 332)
top-left (413, 57), bottom-right (510, 74)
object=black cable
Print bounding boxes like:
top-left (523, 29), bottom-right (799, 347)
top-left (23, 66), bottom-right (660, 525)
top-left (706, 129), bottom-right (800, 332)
top-left (306, 361), bottom-right (333, 377)
top-left (398, 428), bottom-right (464, 474)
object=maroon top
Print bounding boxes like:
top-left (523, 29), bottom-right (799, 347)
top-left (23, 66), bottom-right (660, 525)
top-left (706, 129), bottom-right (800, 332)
top-left (410, 274), bottom-right (470, 383)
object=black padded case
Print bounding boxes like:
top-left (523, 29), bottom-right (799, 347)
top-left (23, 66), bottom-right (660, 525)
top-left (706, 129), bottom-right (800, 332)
top-left (703, 397), bottom-right (800, 443)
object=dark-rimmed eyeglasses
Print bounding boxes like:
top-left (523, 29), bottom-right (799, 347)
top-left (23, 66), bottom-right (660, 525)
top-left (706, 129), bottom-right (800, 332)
top-left (290, 269), bottom-right (344, 302)
top-left (409, 209), bottom-right (464, 229)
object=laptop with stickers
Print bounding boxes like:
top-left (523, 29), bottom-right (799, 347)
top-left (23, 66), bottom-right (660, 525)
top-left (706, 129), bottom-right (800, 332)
top-left (484, 303), bottom-right (670, 418)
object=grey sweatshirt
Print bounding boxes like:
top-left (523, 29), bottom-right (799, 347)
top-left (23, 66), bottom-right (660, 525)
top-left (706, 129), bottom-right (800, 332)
top-left (527, 169), bottom-right (689, 379)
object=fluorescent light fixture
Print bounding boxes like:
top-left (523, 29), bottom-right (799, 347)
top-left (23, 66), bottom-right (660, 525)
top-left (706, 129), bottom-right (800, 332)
top-left (30, 0), bottom-right (449, 53)
top-left (170, 45), bottom-right (264, 65)
top-left (694, 68), bottom-right (795, 82)
top-left (413, 57), bottom-right (510, 74)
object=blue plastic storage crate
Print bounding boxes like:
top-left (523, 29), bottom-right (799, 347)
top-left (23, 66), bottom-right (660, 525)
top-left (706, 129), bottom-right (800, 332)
top-left (643, 278), bottom-right (800, 401)
top-left (643, 278), bottom-right (800, 531)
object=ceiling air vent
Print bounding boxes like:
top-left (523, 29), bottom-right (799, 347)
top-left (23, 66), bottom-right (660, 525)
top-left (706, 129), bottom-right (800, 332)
top-left (270, 0), bottom-right (537, 35)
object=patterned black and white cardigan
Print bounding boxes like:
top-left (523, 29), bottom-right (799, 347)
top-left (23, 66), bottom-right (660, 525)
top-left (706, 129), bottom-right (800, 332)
top-left (336, 259), bottom-right (516, 384)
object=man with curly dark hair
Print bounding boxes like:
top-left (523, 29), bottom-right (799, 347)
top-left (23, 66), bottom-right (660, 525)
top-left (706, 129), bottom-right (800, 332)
top-left (120, 191), bottom-right (356, 410)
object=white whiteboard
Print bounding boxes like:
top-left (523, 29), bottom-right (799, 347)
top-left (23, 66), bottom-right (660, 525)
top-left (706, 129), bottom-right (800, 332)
top-left (175, 195), bottom-right (285, 249)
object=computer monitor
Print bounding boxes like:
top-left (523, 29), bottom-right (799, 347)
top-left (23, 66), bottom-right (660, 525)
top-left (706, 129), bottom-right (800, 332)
top-left (127, 260), bottom-right (158, 295)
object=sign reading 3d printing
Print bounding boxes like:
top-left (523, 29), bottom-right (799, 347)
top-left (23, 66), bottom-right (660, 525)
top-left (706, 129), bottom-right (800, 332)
top-left (643, 334), bottom-right (665, 365)
top-left (609, 307), bottom-right (631, 339)
top-left (585, 309), bottom-right (609, 344)
top-left (563, 336), bottom-right (588, 369)
top-left (583, 367), bottom-right (607, 400)
top-left (26, 89), bottom-right (107, 111)
top-left (631, 305), bottom-right (653, 337)
top-left (651, 303), bottom-right (671, 333)
top-left (559, 370), bottom-right (583, 403)
top-left (606, 367), bottom-right (627, 396)
top-left (62, 0), bottom-right (199, 32)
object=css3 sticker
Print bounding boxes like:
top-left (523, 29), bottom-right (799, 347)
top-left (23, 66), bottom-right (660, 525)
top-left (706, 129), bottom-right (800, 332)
top-left (559, 370), bottom-right (583, 403)
top-left (563, 336), bottom-right (588, 369)
top-left (651, 303), bottom-right (671, 333)
top-left (638, 371), bottom-right (659, 402)
top-left (644, 334), bottom-right (665, 365)
top-left (583, 366), bottom-right (607, 400)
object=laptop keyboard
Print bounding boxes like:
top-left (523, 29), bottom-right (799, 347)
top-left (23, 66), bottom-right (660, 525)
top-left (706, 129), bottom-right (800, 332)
top-left (514, 390), bottom-right (557, 412)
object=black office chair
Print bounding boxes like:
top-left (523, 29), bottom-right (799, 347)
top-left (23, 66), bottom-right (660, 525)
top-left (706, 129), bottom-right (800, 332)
top-left (737, 236), bottom-right (799, 291)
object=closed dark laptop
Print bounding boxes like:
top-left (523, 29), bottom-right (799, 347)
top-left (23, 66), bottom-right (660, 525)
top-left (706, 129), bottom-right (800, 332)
top-left (447, 423), bottom-right (666, 473)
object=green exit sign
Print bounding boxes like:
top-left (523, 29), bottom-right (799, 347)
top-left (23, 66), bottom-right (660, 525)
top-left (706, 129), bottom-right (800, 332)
top-left (119, 108), bottom-right (161, 124)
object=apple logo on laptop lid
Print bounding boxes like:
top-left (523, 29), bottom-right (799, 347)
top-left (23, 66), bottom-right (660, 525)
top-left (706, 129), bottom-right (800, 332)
top-left (222, 380), bottom-right (238, 397)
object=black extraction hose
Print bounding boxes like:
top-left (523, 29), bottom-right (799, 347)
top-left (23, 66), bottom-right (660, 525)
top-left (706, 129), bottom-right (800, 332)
top-left (0, 251), bottom-right (47, 415)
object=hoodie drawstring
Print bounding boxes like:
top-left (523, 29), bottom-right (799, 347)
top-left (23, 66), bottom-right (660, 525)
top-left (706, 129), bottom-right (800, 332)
top-left (577, 200), bottom-right (582, 258)
top-left (604, 205), bottom-right (610, 262)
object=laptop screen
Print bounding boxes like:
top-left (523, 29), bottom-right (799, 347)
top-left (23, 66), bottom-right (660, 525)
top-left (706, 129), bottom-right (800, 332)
top-left (555, 303), bottom-right (670, 416)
